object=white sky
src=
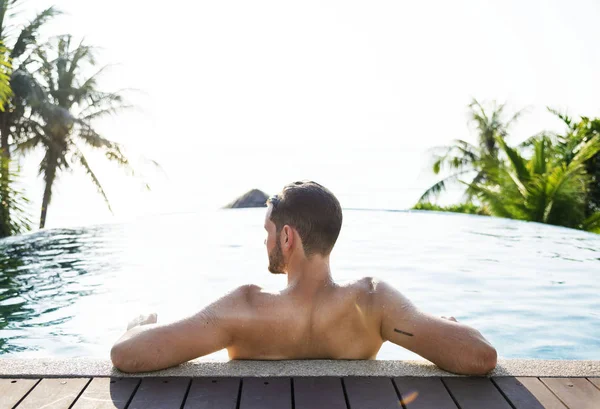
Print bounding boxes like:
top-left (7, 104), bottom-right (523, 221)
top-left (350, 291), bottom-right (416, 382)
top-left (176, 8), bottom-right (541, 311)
top-left (15, 0), bottom-right (600, 228)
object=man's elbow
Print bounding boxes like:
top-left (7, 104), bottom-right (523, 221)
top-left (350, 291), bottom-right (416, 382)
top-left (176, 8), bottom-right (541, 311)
top-left (111, 343), bottom-right (143, 373)
top-left (470, 345), bottom-right (497, 376)
top-left (448, 344), bottom-right (497, 376)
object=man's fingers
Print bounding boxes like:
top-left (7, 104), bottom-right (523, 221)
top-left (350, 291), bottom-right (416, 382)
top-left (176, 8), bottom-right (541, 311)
top-left (127, 313), bottom-right (158, 330)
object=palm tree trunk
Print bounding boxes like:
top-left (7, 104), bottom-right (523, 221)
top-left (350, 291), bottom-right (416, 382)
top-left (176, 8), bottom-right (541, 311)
top-left (0, 112), bottom-right (9, 160)
top-left (0, 113), bottom-right (11, 236)
top-left (39, 155), bottom-right (57, 229)
top-left (0, 156), bottom-right (9, 237)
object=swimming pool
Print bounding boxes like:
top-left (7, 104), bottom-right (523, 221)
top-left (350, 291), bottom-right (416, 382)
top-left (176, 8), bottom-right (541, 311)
top-left (0, 209), bottom-right (598, 361)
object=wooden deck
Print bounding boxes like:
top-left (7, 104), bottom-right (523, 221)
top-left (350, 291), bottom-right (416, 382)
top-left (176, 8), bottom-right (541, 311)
top-left (1, 376), bottom-right (599, 409)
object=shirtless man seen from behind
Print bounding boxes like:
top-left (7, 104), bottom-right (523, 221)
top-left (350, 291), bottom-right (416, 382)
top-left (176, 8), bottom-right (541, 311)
top-left (111, 181), bottom-right (497, 375)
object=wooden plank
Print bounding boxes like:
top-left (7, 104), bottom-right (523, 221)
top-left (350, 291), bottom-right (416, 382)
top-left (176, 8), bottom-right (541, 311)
top-left (442, 377), bottom-right (512, 409)
top-left (541, 377), bottom-right (600, 409)
top-left (183, 378), bottom-right (240, 409)
top-left (493, 377), bottom-right (566, 409)
top-left (0, 379), bottom-right (39, 409)
top-left (344, 377), bottom-right (400, 409)
top-left (15, 378), bottom-right (90, 409)
top-left (71, 377), bottom-right (140, 409)
top-left (239, 377), bottom-right (291, 409)
top-left (588, 378), bottom-right (600, 390)
top-left (394, 377), bottom-right (457, 409)
top-left (294, 377), bottom-right (346, 409)
top-left (127, 377), bottom-right (190, 409)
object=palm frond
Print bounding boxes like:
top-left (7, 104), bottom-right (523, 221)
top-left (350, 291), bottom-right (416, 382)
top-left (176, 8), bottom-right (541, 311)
top-left (429, 139), bottom-right (479, 176)
top-left (0, 156), bottom-right (32, 237)
top-left (77, 91), bottom-right (130, 121)
top-left (72, 146), bottom-right (113, 214)
top-left (418, 169), bottom-right (473, 203)
top-left (14, 133), bottom-right (42, 154)
top-left (67, 38), bottom-right (93, 76)
top-left (33, 46), bottom-right (56, 94)
top-left (10, 6), bottom-right (61, 59)
top-left (571, 135), bottom-right (600, 165)
top-left (547, 107), bottom-right (574, 129)
top-left (76, 123), bottom-right (116, 148)
top-left (464, 182), bottom-right (515, 219)
top-left (518, 132), bottom-right (547, 149)
top-left (82, 104), bottom-right (132, 122)
top-left (70, 65), bottom-right (110, 106)
top-left (582, 212), bottom-right (600, 233)
top-left (497, 136), bottom-right (530, 182)
top-left (505, 107), bottom-right (527, 129)
top-left (0, 42), bottom-right (12, 111)
top-left (543, 164), bottom-right (588, 226)
top-left (531, 137), bottom-right (548, 175)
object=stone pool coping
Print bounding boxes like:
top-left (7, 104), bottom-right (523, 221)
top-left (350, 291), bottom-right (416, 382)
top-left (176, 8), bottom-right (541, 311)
top-left (0, 359), bottom-right (599, 378)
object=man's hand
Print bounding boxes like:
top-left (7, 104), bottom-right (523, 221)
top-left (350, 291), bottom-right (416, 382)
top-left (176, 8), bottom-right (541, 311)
top-left (126, 313), bottom-right (158, 331)
top-left (441, 316), bottom-right (457, 322)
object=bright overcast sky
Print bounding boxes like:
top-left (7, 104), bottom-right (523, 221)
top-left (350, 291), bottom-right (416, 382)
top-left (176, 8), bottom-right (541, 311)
top-left (16, 0), bottom-right (600, 228)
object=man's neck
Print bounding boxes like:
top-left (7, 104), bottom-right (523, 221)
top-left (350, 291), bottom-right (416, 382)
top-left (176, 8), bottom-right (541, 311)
top-left (285, 254), bottom-right (334, 294)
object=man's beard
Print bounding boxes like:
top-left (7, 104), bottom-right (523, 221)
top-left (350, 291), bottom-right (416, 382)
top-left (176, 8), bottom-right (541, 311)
top-left (268, 238), bottom-right (286, 275)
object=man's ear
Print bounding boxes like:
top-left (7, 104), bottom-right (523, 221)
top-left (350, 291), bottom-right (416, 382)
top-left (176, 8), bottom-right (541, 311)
top-left (282, 225), bottom-right (294, 250)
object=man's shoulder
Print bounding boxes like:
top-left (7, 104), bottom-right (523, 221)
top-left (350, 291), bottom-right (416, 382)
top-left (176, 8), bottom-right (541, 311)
top-left (346, 276), bottom-right (382, 294)
top-left (227, 284), bottom-right (283, 307)
top-left (228, 284), bottom-right (263, 301)
top-left (234, 283), bottom-right (263, 294)
top-left (344, 277), bottom-right (402, 306)
top-left (337, 277), bottom-right (382, 309)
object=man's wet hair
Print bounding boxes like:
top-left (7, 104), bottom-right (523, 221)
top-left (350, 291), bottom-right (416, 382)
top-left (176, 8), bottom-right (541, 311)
top-left (267, 181), bottom-right (343, 256)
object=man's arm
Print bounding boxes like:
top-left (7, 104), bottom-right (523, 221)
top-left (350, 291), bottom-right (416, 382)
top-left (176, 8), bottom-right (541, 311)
top-left (110, 285), bottom-right (254, 373)
top-left (372, 280), bottom-right (497, 375)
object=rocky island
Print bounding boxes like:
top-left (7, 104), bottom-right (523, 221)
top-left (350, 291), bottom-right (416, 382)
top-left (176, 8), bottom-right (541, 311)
top-left (224, 189), bottom-right (270, 208)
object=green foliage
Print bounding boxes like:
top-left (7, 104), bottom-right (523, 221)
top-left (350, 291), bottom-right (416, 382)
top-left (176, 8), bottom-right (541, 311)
top-left (0, 156), bottom-right (31, 237)
top-left (0, 41), bottom-right (26, 238)
top-left (0, 1), bottom-right (60, 237)
top-left (549, 111), bottom-right (600, 216)
top-left (582, 212), bottom-right (600, 233)
top-left (468, 133), bottom-right (600, 231)
top-left (0, 43), bottom-right (12, 111)
top-left (412, 202), bottom-right (490, 216)
top-left (420, 100), bottom-right (600, 233)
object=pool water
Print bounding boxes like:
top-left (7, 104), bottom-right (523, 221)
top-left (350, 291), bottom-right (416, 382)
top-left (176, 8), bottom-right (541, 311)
top-left (0, 209), bottom-right (599, 361)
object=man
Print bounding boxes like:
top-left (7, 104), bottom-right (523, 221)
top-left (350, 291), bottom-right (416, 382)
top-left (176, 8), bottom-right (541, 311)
top-left (111, 181), bottom-right (497, 375)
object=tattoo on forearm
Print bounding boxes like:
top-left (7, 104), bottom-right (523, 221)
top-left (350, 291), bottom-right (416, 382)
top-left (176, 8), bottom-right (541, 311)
top-left (394, 328), bottom-right (413, 337)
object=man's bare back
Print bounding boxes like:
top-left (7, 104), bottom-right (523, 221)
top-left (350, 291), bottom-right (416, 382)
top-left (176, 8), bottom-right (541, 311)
top-left (111, 182), bottom-right (497, 375)
top-left (228, 278), bottom-right (381, 360)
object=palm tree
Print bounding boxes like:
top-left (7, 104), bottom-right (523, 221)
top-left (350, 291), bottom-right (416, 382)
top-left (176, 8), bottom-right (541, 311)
top-left (0, 1), bottom-right (59, 236)
top-left (419, 99), bottom-right (523, 202)
top-left (468, 134), bottom-right (600, 231)
top-left (16, 35), bottom-right (137, 228)
top-left (0, 1), bottom-right (60, 158)
top-left (0, 44), bottom-right (30, 237)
